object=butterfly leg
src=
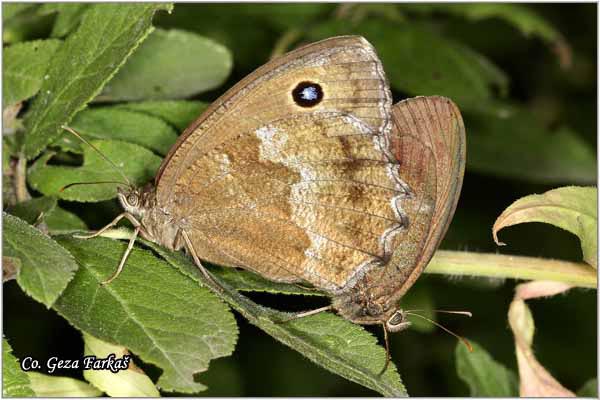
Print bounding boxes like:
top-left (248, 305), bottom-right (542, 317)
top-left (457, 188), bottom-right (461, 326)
top-left (32, 211), bottom-right (49, 234)
top-left (378, 322), bottom-right (392, 376)
top-left (293, 283), bottom-right (319, 292)
top-left (180, 230), bottom-right (222, 291)
top-left (72, 212), bottom-right (143, 285)
top-left (74, 212), bottom-right (132, 239)
top-left (276, 305), bottom-right (333, 323)
top-left (101, 225), bottom-right (141, 285)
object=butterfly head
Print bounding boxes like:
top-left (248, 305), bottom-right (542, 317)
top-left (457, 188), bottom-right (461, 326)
top-left (117, 186), bottom-right (142, 217)
top-left (385, 309), bottom-right (411, 333)
top-left (117, 183), bottom-right (156, 220)
top-left (333, 291), bottom-right (411, 331)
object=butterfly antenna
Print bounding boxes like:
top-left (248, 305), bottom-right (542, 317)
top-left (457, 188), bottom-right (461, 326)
top-left (406, 309), bottom-right (472, 318)
top-left (59, 180), bottom-right (129, 192)
top-left (61, 125), bottom-right (131, 186)
top-left (405, 312), bottom-right (473, 352)
top-left (378, 322), bottom-right (391, 376)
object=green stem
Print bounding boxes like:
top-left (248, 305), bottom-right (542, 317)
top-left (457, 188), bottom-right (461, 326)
top-left (98, 229), bottom-right (596, 289)
top-left (15, 153), bottom-right (31, 202)
top-left (100, 228), bottom-right (596, 289)
top-left (427, 250), bottom-right (596, 289)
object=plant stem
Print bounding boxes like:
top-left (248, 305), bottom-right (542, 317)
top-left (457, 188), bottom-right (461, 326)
top-left (427, 250), bottom-right (596, 289)
top-left (97, 229), bottom-right (597, 289)
top-left (15, 153), bottom-right (30, 202)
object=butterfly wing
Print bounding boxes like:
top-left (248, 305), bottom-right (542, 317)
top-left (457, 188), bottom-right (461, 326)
top-left (181, 112), bottom-right (409, 291)
top-left (156, 36), bottom-right (391, 199)
top-left (156, 36), bottom-right (413, 292)
top-left (381, 96), bottom-right (466, 302)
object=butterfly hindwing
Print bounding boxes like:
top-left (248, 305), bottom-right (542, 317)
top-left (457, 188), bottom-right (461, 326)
top-left (383, 96), bottom-right (466, 301)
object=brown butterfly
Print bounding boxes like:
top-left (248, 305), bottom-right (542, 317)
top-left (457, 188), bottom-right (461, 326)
top-left (77, 35), bottom-right (466, 373)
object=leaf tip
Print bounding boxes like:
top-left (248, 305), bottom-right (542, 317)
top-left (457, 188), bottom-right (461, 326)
top-left (492, 226), bottom-right (506, 246)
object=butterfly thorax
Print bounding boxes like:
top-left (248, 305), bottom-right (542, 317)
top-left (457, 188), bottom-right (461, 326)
top-left (332, 279), bottom-right (398, 325)
top-left (332, 280), bottom-right (414, 334)
top-left (117, 184), bottom-right (183, 251)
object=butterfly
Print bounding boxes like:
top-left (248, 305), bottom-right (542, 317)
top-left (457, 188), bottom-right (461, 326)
top-left (77, 35), bottom-right (466, 373)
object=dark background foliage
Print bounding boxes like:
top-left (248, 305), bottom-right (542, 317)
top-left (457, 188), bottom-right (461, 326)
top-left (3, 3), bottom-right (596, 396)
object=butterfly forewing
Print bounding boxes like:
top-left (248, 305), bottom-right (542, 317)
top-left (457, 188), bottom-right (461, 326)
top-left (180, 112), bottom-right (408, 292)
top-left (151, 36), bottom-right (418, 292)
top-left (155, 36), bottom-right (392, 203)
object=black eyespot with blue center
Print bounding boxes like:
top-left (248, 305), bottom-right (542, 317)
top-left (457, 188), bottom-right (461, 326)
top-left (292, 81), bottom-right (323, 107)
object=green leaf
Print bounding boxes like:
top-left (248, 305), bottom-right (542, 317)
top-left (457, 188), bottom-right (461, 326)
top-left (2, 3), bottom-right (38, 22)
top-left (54, 236), bottom-right (238, 393)
top-left (28, 140), bottom-right (162, 202)
top-left (493, 186), bottom-right (598, 268)
top-left (308, 20), bottom-right (508, 110)
top-left (340, 4), bottom-right (407, 24)
top-left (27, 372), bottom-right (102, 397)
top-left (145, 240), bottom-right (407, 397)
top-left (115, 100), bottom-right (208, 131)
top-left (211, 264), bottom-right (323, 296)
top-left (3, 39), bottom-right (62, 106)
top-left (5, 196), bottom-right (88, 234)
top-left (3, 213), bottom-right (78, 308)
top-left (455, 340), bottom-right (519, 396)
top-left (98, 29), bottom-right (232, 102)
top-left (68, 108), bottom-right (178, 155)
top-left (467, 111), bottom-right (596, 184)
top-left (2, 4), bottom-right (54, 45)
top-left (153, 4), bottom-right (280, 72)
top-left (38, 3), bottom-right (89, 38)
top-left (239, 4), bottom-right (335, 31)
top-left (402, 4), bottom-right (569, 66)
top-left (2, 131), bottom-right (19, 159)
top-left (6, 196), bottom-right (57, 225)
top-left (577, 378), bottom-right (598, 397)
top-left (49, 133), bottom-right (86, 155)
top-left (82, 333), bottom-right (160, 397)
top-left (23, 3), bottom-right (173, 160)
top-left (3, 338), bottom-right (35, 397)
top-left (45, 206), bottom-right (88, 234)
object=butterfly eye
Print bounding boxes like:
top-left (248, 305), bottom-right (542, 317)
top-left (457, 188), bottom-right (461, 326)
top-left (292, 81), bottom-right (323, 107)
top-left (127, 193), bottom-right (139, 207)
top-left (387, 311), bottom-right (405, 327)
